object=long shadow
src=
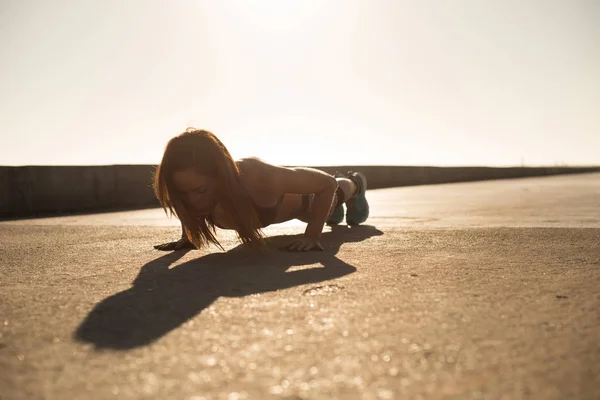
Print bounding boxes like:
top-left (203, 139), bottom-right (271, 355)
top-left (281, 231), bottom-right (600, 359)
top-left (74, 225), bottom-right (383, 350)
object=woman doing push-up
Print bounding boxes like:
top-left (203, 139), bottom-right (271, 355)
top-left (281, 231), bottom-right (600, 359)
top-left (153, 129), bottom-right (369, 252)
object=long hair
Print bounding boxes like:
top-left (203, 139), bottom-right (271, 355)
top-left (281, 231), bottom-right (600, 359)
top-left (153, 129), bottom-right (266, 251)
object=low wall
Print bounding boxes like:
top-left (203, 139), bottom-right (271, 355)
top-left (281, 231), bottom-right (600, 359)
top-left (1, 165), bottom-right (598, 218)
top-left (311, 165), bottom-right (600, 189)
top-left (0, 165), bottom-right (157, 218)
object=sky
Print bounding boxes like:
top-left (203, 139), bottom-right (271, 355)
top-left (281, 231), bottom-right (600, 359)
top-left (1, 0), bottom-right (599, 167)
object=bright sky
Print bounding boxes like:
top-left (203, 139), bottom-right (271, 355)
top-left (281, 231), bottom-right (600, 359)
top-left (1, 0), bottom-right (599, 167)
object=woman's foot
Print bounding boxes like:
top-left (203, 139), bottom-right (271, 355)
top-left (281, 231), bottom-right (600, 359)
top-left (345, 171), bottom-right (369, 225)
top-left (326, 171), bottom-right (347, 225)
top-left (326, 203), bottom-right (345, 225)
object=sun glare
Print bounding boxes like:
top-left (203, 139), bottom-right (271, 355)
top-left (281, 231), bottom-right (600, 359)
top-left (220, 0), bottom-right (333, 33)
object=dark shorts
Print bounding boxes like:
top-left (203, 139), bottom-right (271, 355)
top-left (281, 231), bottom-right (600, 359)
top-left (300, 186), bottom-right (345, 218)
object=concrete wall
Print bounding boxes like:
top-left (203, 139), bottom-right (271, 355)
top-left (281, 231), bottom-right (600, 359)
top-left (0, 165), bottom-right (157, 218)
top-left (1, 165), bottom-right (598, 218)
top-left (310, 165), bottom-right (600, 189)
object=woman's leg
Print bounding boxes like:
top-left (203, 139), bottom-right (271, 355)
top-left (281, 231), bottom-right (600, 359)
top-left (344, 172), bottom-right (369, 225)
top-left (299, 172), bottom-right (368, 225)
top-left (335, 177), bottom-right (358, 204)
top-left (326, 176), bottom-right (357, 225)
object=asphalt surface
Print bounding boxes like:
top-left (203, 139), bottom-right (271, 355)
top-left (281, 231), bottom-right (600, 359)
top-left (1, 173), bottom-right (599, 400)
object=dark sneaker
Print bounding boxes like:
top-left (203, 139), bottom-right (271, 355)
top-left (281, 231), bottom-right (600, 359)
top-left (327, 171), bottom-right (346, 225)
top-left (345, 171), bottom-right (369, 225)
top-left (326, 203), bottom-right (345, 225)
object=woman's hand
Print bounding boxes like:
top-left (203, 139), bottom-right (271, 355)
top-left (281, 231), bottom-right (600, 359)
top-left (154, 238), bottom-right (195, 251)
top-left (282, 237), bottom-right (323, 252)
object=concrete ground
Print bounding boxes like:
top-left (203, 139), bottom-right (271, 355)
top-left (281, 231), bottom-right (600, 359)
top-left (1, 173), bottom-right (599, 400)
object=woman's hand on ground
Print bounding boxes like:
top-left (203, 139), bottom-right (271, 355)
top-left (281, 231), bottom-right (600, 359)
top-left (282, 237), bottom-right (323, 252)
top-left (154, 238), bottom-right (195, 251)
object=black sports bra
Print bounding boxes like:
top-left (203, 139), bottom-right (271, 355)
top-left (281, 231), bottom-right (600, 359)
top-left (254, 195), bottom-right (285, 227)
top-left (210, 194), bottom-right (312, 229)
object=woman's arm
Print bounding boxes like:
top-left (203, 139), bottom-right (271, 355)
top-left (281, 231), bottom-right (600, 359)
top-left (282, 167), bottom-right (337, 241)
top-left (241, 158), bottom-right (337, 250)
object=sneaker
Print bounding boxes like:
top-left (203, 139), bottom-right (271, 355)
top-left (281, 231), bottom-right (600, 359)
top-left (345, 171), bottom-right (369, 225)
top-left (326, 203), bottom-right (345, 225)
top-left (326, 171), bottom-right (346, 225)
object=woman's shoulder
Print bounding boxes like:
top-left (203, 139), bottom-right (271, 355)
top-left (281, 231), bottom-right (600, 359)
top-left (236, 157), bottom-right (278, 193)
top-left (236, 157), bottom-right (279, 177)
top-left (236, 156), bottom-right (273, 168)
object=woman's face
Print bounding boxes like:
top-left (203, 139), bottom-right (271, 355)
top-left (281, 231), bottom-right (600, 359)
top-left (172, 168), bottom-right (221, 215)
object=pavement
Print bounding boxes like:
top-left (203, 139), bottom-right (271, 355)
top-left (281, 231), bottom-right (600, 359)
top-left (1, 173), bottom-right (599, 400)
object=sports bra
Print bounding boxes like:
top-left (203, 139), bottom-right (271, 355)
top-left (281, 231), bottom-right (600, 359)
top-left (254, 194), bottom-right (285, 227)
top-left (211, 194), bottom-right (312, 229)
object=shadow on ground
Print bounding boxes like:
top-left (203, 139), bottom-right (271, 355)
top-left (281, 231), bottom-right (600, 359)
top-left (74, 225), bottom-right (383, 350)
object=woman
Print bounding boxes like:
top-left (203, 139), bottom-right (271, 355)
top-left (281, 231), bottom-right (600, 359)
top-left (153, 129), bottom-right (369, 252)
